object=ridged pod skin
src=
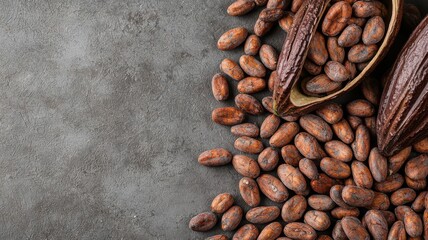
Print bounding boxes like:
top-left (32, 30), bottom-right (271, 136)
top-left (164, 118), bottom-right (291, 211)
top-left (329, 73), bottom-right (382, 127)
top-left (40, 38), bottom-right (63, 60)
top-left (377, 16), bottom-right (428, 156)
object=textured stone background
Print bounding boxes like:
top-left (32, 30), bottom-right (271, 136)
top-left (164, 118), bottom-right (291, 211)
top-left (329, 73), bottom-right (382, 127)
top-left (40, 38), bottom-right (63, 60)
top-left (0, 0), bottom-right (426, 239)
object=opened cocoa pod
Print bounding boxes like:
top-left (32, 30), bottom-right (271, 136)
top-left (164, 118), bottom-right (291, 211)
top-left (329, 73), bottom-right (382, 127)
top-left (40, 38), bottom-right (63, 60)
top-left (273, 0), bottom-right (403, 116)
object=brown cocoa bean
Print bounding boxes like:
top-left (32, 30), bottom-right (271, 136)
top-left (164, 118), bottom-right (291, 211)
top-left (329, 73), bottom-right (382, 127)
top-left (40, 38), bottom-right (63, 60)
top-left (374, 173), bottom-right (404, 193)
top-left (239, 177), bottom-right (261, 207)
top-left (231, 123), bottom-right (260, 138)
top-left (303, 74), bottom-right (342, 95)
top-left (411, 191), bottom-right (427, 212)
top-left (218, 27), bottom-right (249, 51)
top-left (279, 12), bottom-right (294, 33)
top-left (212, 74), bottom-right (229, 101)
top-left (222, 205), bottom-right (243, 231)
top-left (303, 60), bottom-right (322, 75)
top-left (327, 37), bottom-right (345, 63)
top-left (235, 93), bottom-right (264, 115)
top-left (311, 173), bottom-right (341, 194)
top-left (244, 35), bottom-right (262, 56)
top-left (331, 207), bottom-right (360, 219)
top-left (352, 1), bottom-right (386, 18)
top-left (345, 178), bottom-right (355, 186)
top-left (342, 185), bottom-right (374, 207)
top-left (304, 210), bottom-right (330, 231)
top-left (268, 71), bottom-right (277, 92)
top-left (332, 119), bottom-right (355, 144)
top-left (352, 125), bottom-right (371, 161)
top-left (413, 138), bottom-right (428, 153)
top-left (299, 114), bottom-right (333, 142)
top-left (347, 17), bottom-right (366, 27)
top-left (338, 24), bottom-right (362, 48)
top-left (356, 61), bottom-right (369, 71)
top-left (228, 0), bottom-right (256, 16)
top-left (368, 192), bottom-right (390, 210)
top-left (189, 212), bottom-right (217, 232)
top-left (281, 145), bottom-right (303, 166)
top-left (307, 32), bottom-right (329, 65)
top-left (405, 176), bottom-right (427, 191)
top-left (341, 216), bottom-right (370, 240)
top-left (260, 114), bottom-right (280, 139)
top-left (324, 61), bottom-right (351, 82)
top-left (424, 210), bottom-right (428, 239)
top-left (198, 148), bottom-right (232, 167)
top-left (316, 102), bottom-right (343, 124)
top-left (257, 174), bottom-right (289, 203)
top-left (322, 1), bottom-right (352, 37)
top-left (346, 99), bottom-right (375, 117)
top-left (211, 193), bottom-right (234, 214)
top-left (257, 222), bottom-right (282, 240)
top-left (232, 155), bottom-right (261, 178)
top-left (330, 185), bottom-right (352, 208)
top-left (283, 222), bottom-right (317, 240)
top-left (308, 194), bottom-right (336, 211)
top-left (281, 195), bottom-right (307, 222)
top-left (395, 206), bottom-right (413, 221)
top-left (258, 147), bottom-right (279, 171)
top-left (238, 77), bottom-right (266, 94)
top-left (388, 221), bottom-right (406, 240)
top-left (381, 210), bottom-right (396, 226)
top-left (254, 19), bottom-right (274, 37)
top-left (277, 164), bottom-right (307, 193)
top-left (368, 147), bottom-right (388, 182)
top-left (267, 0), bottom-right (287, 9)
top-left (332, 221), bottom-right (347, 240)
top-left (391, 188), bottom-right (417, 206)
top-left (262, 96), bottom-right (274, 113)
top-left (234, 137), bottom-right (264, 154)
top-left (239, 55), bottom-right (267, 78)
top-left (206, 234), bottom-right (228, 240)
top-left (364, 117), bottom-right (377, 138)
top-left (255, 0), bottom-right (269, 6)
top-left (344, 60), bottom-right (357, 79)
top-left (403, 208), bottom-right (423, 237)
top-left (295, 132), bottom-right (326, 160)
top-left (351, 161), bottom-right (373, 188)
top-left (246, 206), bottom-right (280, 224)
top-left (299, 158), bottom-right (319, 180)
top-left (220, 58), bottom-right (245, 81)
top-left (405, 154), bottom-right (428, 180)
top-left (388, 146), bottom-right (412, 174)
top-left (321, 157), bottom-right (351, 179)
top-left (233, 224), bottom-right (259, 240)
top-left (348, 43), bottom-right (378, 63)
top-left (317, 235), bottom-right (332, 240)
top-left (259, 44), bottom-right (278, 70)
top-left (364, 210), bottom-right (388, 240)
top-left (259, 8), bottom-right (284, 22)
top-left (363, 16), bottom-right (385, 45)
top-left (325, 140), bottom-right (353, 162)
top-left (270, 122), bottom-right (300, 148)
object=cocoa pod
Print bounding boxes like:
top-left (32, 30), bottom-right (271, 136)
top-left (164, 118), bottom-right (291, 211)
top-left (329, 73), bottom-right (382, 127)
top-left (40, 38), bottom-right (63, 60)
top-left (338, 24), bottom-right (362, 47)
top-left (315, 102), bottom-right (343, 124)
top-left (232, 155), bottom-right (261, 178)
top-left (348, 44), bottom-right (378, 63)
top-left (352, 1), bottom-right (386, 18)
top-left (324, 140), bottom-right (353, 162)
top-left (291, 0), bottom-right (304, 12)
top-left (368, 192), bottom-right (390, 210)
top-left (304, 210), bottom-right (330, 231)
top-left (281, 195), bottom-right (307, 222)
top-left (235, 137), bottom-right (264, 154)
top-left (330, 185), bottom-right (352, 208)
top-left (308, 32), bottom-right (329, 66)
top-left (211, 193), bottom-right (234, 214)
top-left (341, 216), bottom-right (370, 240)
top-left (222, 205), bottom-right (243, 231)
top-left (231, 123), bottom-right (260, 138)
top-left (332, 119), bottom-right (354, 144)
top-left (346, 99), bottom-right (375, 117)
top-left (218, 27), bottom-right (249, 51)
top-left (299, 114), bottom-right (333, 142)
top-left (198, 148), bottom-right (232, 167)
top-left (388, 146), bottom-right (412, 174)
top-left (327, 37), bottom-right (345, 63)
top-left (279, 12), bottom-right (294, 33)
top-left (220, 58), bottom-right (245, 81)
top-left (411, 191), bottom-right (427, 212)
top-left (324, 61), bottom-right (351, 82)
top-left (257, 174), bottom-right (288, 203)
top-left (206, 234), bottom-right (228, 240)
top-left (377, 16), bottom-right (428, 155)
top-left (238, 77), bottom-right (266, 94)
top-left (283, 222), bottom-right (317, 240)
top-left (342, 185), bottom-right (374, 207)
top-left (277, 164), bottom-right (307, 194)
top-left (303, 60), bottom-right (322, 75)
top-left (270, 122), bottom-right (299, 148)
top-left (227, 0), bottom-right (256, 16)
top-left (268, 71), bottom-right (277, 92)
top-left (351, 161), bottom-right (373, 188)
top-left (212, 74), bottom-right (229, 101)
top-left (405, 176), bottom-right (427, 191)
top-left (246, 206), bottom-right (280, 224)
top-left (368, 147), bottom-right (388, 182)
top-left (361, 77), bottom-right (381, 106)
top-left (391, 188), bottom-right (417, 206)
top-left (295, 132), bottom-right (326, 160)
top-left (258, 147), bottom-right (279, 171)
top-left (259, 8), bottom-right (284, 22)
top-left (322, 1), bottom-right (352, 37)
top-left (374, 173), bottom-right (404, 193)
top-left (344, 60), bottom-right (357, 79)
top-left (405, 154), bottom-right (428, 180)
top-left (352, 125), bottom-right (371, 161)
top-left (311, 173), bottom-right (340, 194)
top-left (260, 114), bottom-right (281, 139)
top-left (244, 35), bottom-right (262, 56)
top-left (233, 224), bottom-right (259, 240)
top-left (331, 207), bottom-right (360, 219)
top-left (235, 94), bottom-right (264, 115)
top-left (240, 55), bottom-right (267, 78)
top-left (388, 221), bottom-right (406, 240)
top-left (332, 221), bottom-right (347, 240)
top-left (365, 210), bottom-right (388, 240)
top-left (254, 19), bottom-right (274, 37)
top-left (267, 0), bottom-right (287, 9)
top-left (257, 222), bottom-right (282, 240)
top-left (403, 208), bottom-right (424, 237)
top-left (414, 137), bottom-right (428, 153)
top-left (299, 158), bottom-right (319, 180)
top-left (281, 145), bottom-right (303, 166)
top-left (262, 96), bottom-right (274, 113)
top-left (302, 74), bottom-right (342, 95)
top-left (348, 17), bottom-right (366, 27)
top-left (189, 212), bottom-right (217, 232)
top-left (308, 194), bottom-right (335, 211)
top-left (239, 177), bottom-right (261, 207)
top-left (260, 45), bottom-right (278, 70)
top-left (363, 16), bottom-right (385, 45)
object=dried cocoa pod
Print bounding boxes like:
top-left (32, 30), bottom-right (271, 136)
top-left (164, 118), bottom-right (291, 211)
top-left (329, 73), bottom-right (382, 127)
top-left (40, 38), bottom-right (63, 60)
top-left (324, 61), bottom-right (351, 82)
top-left (413, 137), bottom-right (428, 153)
top-left (254, 19), bottom-right (274, 37)
top-left (327, 37), bottom-right (345, 63)
top-left (258, 147), bottom-right (279, 171)
top-left (189, 212), bottom-right (217, 232)
top-left (295, 132), bottom-right (326, 160)
top-left (320, 157), bottom-right (351, 179)
top-left (346, 99), bottom-right (375, 117)
top-left (374, 173), bottom-right (404, 193)
top-left (368, 147), bottom-right (388, 182)
top-left (322, 1), bottom-right (352, 37)
top-left (246, 206), bottom-right (280, 224)
top-left (245, 35), bottom-right (262, 56)
top-left (308, 194), bottom-right (335, 211)
top-left (259, 8), bottom-right (284, 22)
top-left (332, 221), bottom-right (347, 240)
top-left (302, 74), bottom-right (342, 95)
top-left (363, 16), bottom-right (385, 45)
top-left (258, 222), bottom-right (282, 240)
top-left (233, 224), bottom-right (259, 240)
top-left (262, 96), bottom-right (274, 113)
top-left (331, 207), bottom-right (360, 219)
top-left (283, 222), bottom-right (317, 240)
top-left (330, 185), bottom-right (352, 208)
top-left (240, 55), bottom-right (267, 78)
top-left (315, 102), bottom-right (343, 124)
top-left (231, 123), bottom-right (260, 138)
top-left (405, 176), bottom-right (427, 191)
top-left (344, 60), bottom-right (357, 79)
top-left (235, 94), bottom-right (264, 115)
top-left (217, 27), bottom-right (249, 51)
top-left (348, 17), bottom-right (366, 27)
top-left (257, 174), bottom-right (289, 203)
top-left (299, 114), bottom-right (333, 142)
top-left (342, 185), bottom-right (374, 207)
top-left (338, 24), bottom-right (362, 47)
top-left (352, 1), bottom-right (386, 18)
top-left (222, 205), bottom-right (243, 231)
top-left (299, 158), bottom-right (319, 180)
top-left (361, 77), bottom-right (380, 105)
top-left (332, 119), bottom-right (354, 144)
top-left (304, 210), bottom-right (331, 231)
top-left (267, 0), bottom-right (287, 9)
top-left (281, 145), bottom-right (303, 166)
top-left (234, 137), bottom-right (264, 154)
top-left (212, 74), bottom-right (229, 101)
top-left (377, 17), bottom-right (428, 156)
top-left (270, 122), bottom-right (300, 148)
top-left (365, 210), bottom-right (388, 240)
top-left (403, 208), bottom-right (424, 237)
top-left (260, 114), bottom-right (280, 139)
top-left (303, 60), bottom-right (322, 75)
top-left (388, 146), bottom-right (411, 174)
top-left (341, 216), bottom-right (370, 240)
top-left (239, 177), bottom-right (261, 207)
top-left (232, 155), bottom-right (261, 178)
top-left (206, 234), bottom-right (228, 240)
top-left (405, 154), bottom-right (428, 180)
top-left (268, 71), bottom-right (277, 92)
top-left (348, 44), bottom-right (378, 63)
top-left (411, 191), bottom-right (427, 212)
top-left (351, 161), bottom-right (373, 188)
top-left (281, 195), bottom-right (307, 222)
top-left (308, 32), bottom-right (329, 66)
top-left (368, 192), bottom-right (390, 210)
top-left (211, 193), bottom-right (234, 214)
top-left (220, 58), bottom-right (245, 81)
top-left (228, 0), bottom-right (256, 16)
top-left (391, 188), bottom-right (417, 206)
top-left (238, 77), bottom-right (266, 94)
top-left (311, 173), bottom-right (341, 194)
top-left (279, 12), bottom-right (294, 33)
top-left (198, 148), bottom-right (232, 167)
top-left (277, 164), bottom-right (307, 193)
top-left (324, 140), bottom-right (353, 162)
top-left (352, 125), bottom-right (371, 161)
top-left (388, 221), bottom-right (406, 240)
top-left (260, 44), bottom-right (278, 70)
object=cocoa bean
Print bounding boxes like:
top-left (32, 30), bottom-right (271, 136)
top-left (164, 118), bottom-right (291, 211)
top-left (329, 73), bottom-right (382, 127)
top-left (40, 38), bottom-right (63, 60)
top-left (348, 44), bottom-right (378, 63)
top-left (331, 207), bottom-right (360, 219)
top-left (262, 96), bottom-right (274, 113)
top-left (283, 222), bottom-right (317, 240)
top-left (344, 60), bottom-right (357, 79)
top-left (321, 157), bottom-right (351, 179)
top-left (299, 114), bottom-right (333, 142)
top-left (257, 174), bottom-right (289, 203)
top-left (388, 146), bottom-right (412, 174)
top-left (324, 61), bottom-right (351, 82)
top-left (257, 147), bottom-right (279, 171)
top-left (311, 173), bottom-right (341, 194)
top-left (281, 145), bottom-right (303, 166)
top-left (347, 17), bottom-right (366, 27)
top-left (332, 221), bottom-right (347, 240)
top-left (368, 147), bottom-right (388, 182)
top-left (238, 77), bottom-right (266, 94)
top-left (244, 35), bottom-right (262, 56)
top-left (212, 74), bottom-right (229, 101)
top-left (332, 118), bottom-right (355, 144)
top-left (308, 194), bottom-right (336, 211)
top-left (411, 191), bottom-right (427, 212)
top-left (374, 173), bottom-right (404, 193)
top-left (381, 210), bottom-right (396, 226)
top-left (232, 155), bottom-right (261, 178)
top-left (316, 102), bottom-right (343, 124)
top-left (351, 125), bottom-right (371, 161)
top-left (341, 216), bottom-right (370, 240)
top-left (413, 137), bottom-right (428, 153)
top-left (279, 12), bottom-right (294, 33)
top-left (303, 60), bottom-right (322, 75)
top-left (352, 1), bottom-right (386, 18)
top-left (290, 0), bottom-right (304, 12)
top-left (235, 93), bottom-right (264, 115)
top-left (206, 234), bottom-right (228, 240)
top-left (364, 210), bottom-right (388, 240)
top-left (403, 208), bottom-right (423, 237)
top-left (304, 210), bottom-right (331, 231)
top-left (281, 195), bottom-right (307, 222)
top-left (260, 114), bottom-right (281, 139)
top-left (189, 212), bottom-right (217, 232)
top-left (303, 74), bottom-right (342, 95)
top-left (222, 205), bottom-right (243, 231)
top-left (405, 176), bottom-right (427, 191)
top-left (228, 0), bottom-right (256, 16)
top-left (363, 16), bottom-right (385, 45)
top-left (330, 185), bottom-right (352, 209)
top-left (259, 44), bottom-right (278, 71)
top-left (277, 164), bottom-right (307, 194)
top-left (267, 0), bottom-right (287, 9)
top-left (220, 58), bottom-right (245, 81)
top-left (324, 140), bottom-right (353, 162)
top-left (322, 1), bottom-right (352, 37)
top-left (299, 158), bottom-right (319, 180)
top-left (246, 206), bottom-right (280, 224)
top-left (239, 55), bottom-right (267, 78)
top-left (234, 137), bottom-right (264, 154)
top-left (211, 193), bottom-right (234, 214)
top-left (368, 192), bottom-right (390, 210)
top-left (259, 8), bottom-right (284, 22)
top-left (295, 132), bottom-right (326, 160)
top-left (357, 61), bottom-right (369, 71)
top-left (270, 122), bottom-right (300, 148)
top-left (231, 123), bottom-right (260, 138)
top-left (351, 161), bottom-right (373, 188)
top-left (257, 222), bottom-right (282, 240)
top-left (218, 27), bottom-right (249, 51)
top-left (346, 99), bottom-right (375, 117)
top-left (233, 224), bottom-right (259, 240)
top-left (307, 32), bottom-right (329, 66)
top-left (391, 188), bottom-right (417, 206)
top-left (342, 185), bottom-right (374, 207)
top-left (254, 19), bottom-right (274, 37)
top-left (198, 148), bottom-right (232, 167)
top-left (268, 71), bottom-right (277, 92)
top-left (405, 154), bottom-right (428, 180)
top-left (388, 221), bottom-right (406, 240)
top-left (327, 37), bottom-right (345, 63)
top-left (255, 0), bottom-right (269, 6)
top-left (239, 177), bottom-right (261, 207)
top-left (338, 24), bottom-right (362, 47)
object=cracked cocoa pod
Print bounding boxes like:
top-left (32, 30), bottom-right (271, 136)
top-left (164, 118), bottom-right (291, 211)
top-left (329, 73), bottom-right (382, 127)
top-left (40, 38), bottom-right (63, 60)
top-left (377, 16), bottom-right (428, 156)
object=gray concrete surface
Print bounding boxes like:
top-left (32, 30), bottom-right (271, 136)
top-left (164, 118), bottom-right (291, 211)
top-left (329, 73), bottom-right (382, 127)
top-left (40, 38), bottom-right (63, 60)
top-left (0, 0), bottom-right (426, 239)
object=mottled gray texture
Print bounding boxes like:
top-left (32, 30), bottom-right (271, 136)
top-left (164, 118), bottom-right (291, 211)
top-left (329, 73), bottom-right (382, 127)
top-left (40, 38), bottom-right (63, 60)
top-left (0, 0), bottom-right (426, 239)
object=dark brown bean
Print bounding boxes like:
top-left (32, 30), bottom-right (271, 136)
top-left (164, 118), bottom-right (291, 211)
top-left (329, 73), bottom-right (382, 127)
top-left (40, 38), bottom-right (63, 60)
top-left (303, 74), bottom-right (342, 95)
top-left (391, 188), bottom-right (417, 206)
top-left (352, 125), bottom-right (371, 161)
top-left (368, 147), bottom-right (388, 182)
top-left (331, 207), bottom-right (360, 219)
top-left (299, 158), bottom-right (319, 180)
top-left (260, 114), bottom-right (281, 139)
top-left (324, 61), bottom-right (351, 82)
top-left (189, 212), bottom-right (217, 232)
top-left (341, 216), bottom-right (370, 240)
top-left (246, 206), bottom-right (280, 224)
top-left (281, 195), bottom-right (307, 222)
top-left (368, 192), bottom-right (390, 210)
top-left (363, 16), bottom-right (385, 45)
top-left (307, 32), bottom-right (329, 65)
top-left (405, 154), bottom-right (428, 180)
top-left (303, 60), bottom-right (322, 75)
top-left (259, 8), bottom-right (284, 22)
top-left (364, 210), bottom-right (388, 240)
top-left (254, 19), bottom-right (274, 37)
top-left (222, 205), bottom-right (243, 231)
top-left (374, 173), bottom-right (404, 193)
top-left (211, 193), bottom-right (234, 214)
top-left (332, 221), bottom-right (347, 240)
top-left (330, 185), bottom-right (352, 208)
top-left (327, 37), bottom-right (345, 63)
top-left (258, 147), bottom-right (279, 171)
top-left (388, 221), bottom-right (406, 240)
top-left (352, 161), bottom-right (373, 188)
top-left (311, 173), bottom-right (341, 194)
top-left (257, 174), bottom-right (289, 203)
top-left (411, 191), bottom-right (427, 212)
top-left (239, 177), bottom-right (261, 207)
top-left (414, 137), bottom-right (428, 153)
